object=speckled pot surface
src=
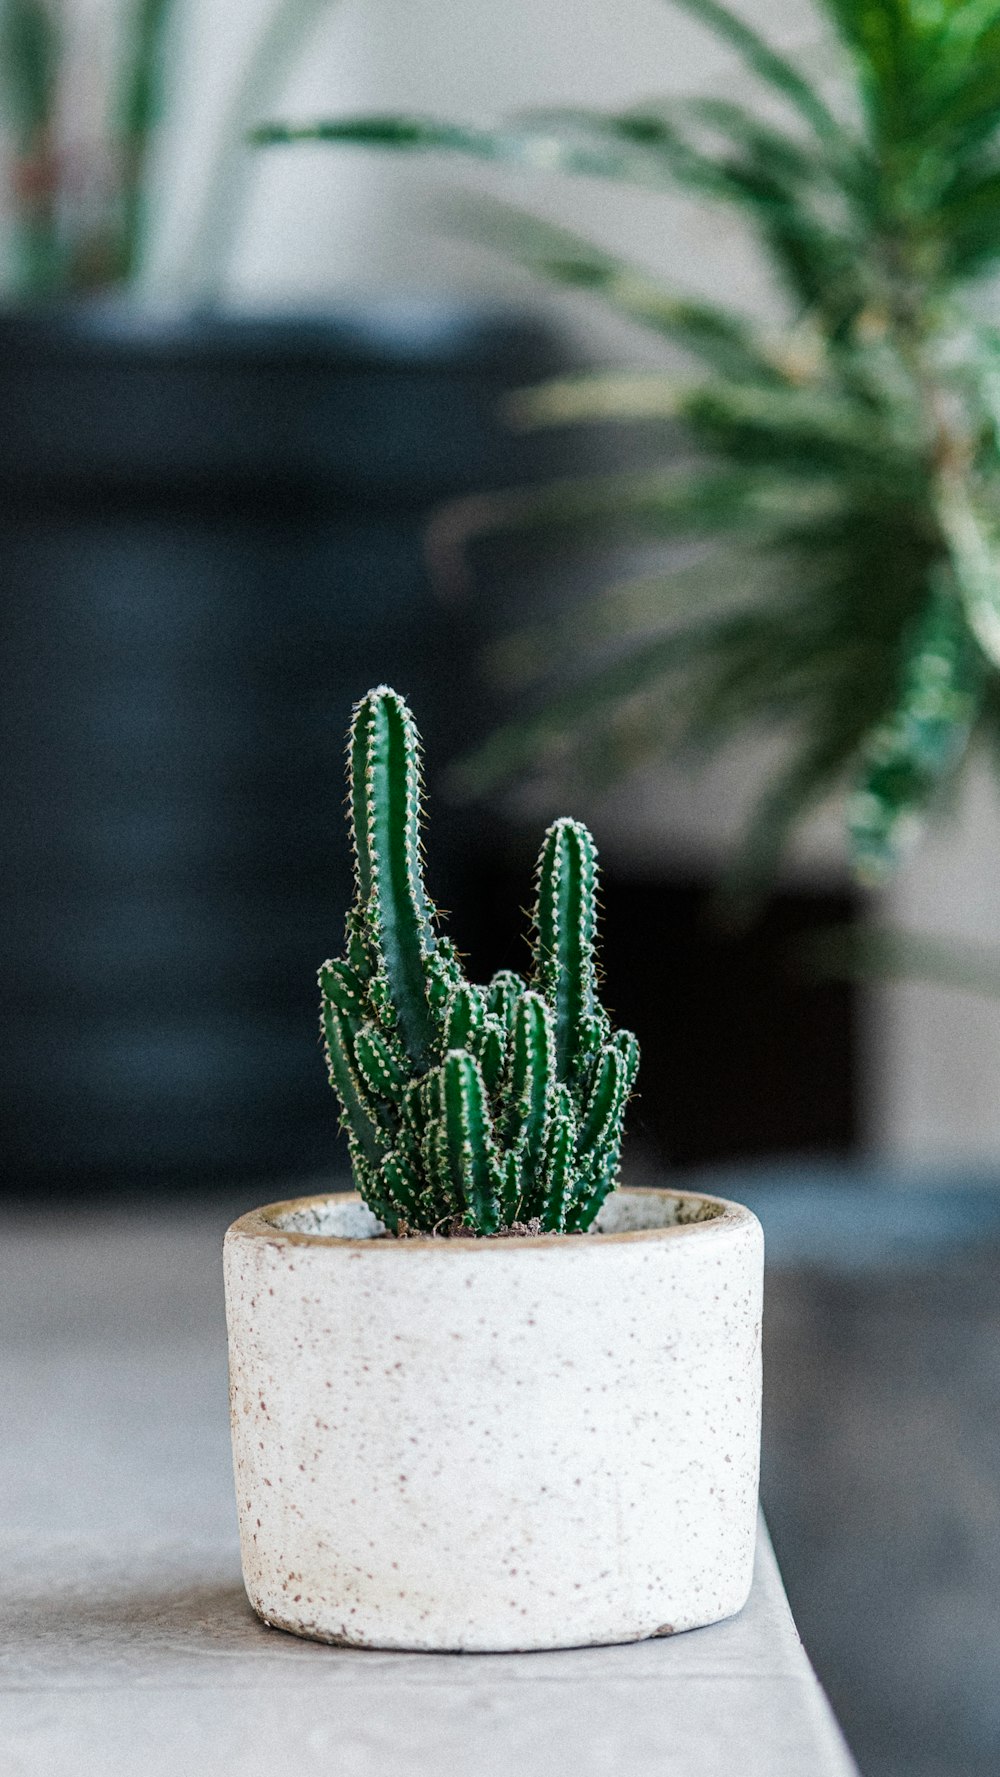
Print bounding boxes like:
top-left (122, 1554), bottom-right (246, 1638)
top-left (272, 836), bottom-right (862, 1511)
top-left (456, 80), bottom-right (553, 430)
top-left (224, 1185), bottom-right (763, 1652)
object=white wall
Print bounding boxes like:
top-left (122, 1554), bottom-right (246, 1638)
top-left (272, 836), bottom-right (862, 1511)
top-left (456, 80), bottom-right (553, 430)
top-left (869, 763), bottom-right (1000, 1168)
top-left (148, 0), bottom-right (814, 311)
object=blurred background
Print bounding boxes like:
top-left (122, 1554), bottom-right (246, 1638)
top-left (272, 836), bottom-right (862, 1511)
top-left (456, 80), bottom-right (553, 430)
top-left (3, 1), bottom-right (1000, 1773)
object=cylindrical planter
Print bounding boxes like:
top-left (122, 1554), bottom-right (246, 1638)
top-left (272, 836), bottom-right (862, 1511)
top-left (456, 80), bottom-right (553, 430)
top-left (224, 1184), bottom-right (763, 1652)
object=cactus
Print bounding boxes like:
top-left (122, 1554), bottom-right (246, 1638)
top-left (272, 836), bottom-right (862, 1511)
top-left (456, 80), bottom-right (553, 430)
top-left (319, 686), bottom-right (639, 1235)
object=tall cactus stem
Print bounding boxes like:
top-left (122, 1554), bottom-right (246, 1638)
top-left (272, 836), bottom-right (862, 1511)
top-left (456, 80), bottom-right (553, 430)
top-left (348, 687), bottom-right (436, 1065)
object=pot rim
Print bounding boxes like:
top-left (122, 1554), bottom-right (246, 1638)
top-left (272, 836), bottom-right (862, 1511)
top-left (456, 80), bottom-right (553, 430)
top-left (226, 1185), bottom-right (757, 1252)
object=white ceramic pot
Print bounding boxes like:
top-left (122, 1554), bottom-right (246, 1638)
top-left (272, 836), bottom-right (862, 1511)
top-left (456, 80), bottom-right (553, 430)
top-left (224, 1185), bottom-right (763, 1652)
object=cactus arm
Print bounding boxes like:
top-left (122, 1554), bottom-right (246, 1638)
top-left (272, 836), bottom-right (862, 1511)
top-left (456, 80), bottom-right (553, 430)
top-left (508, 989), bottom-right (555, 1184)
top-left (382, 1148), bottom-right (423, 1224)
top-left (479, 1014), bottom-right (506, 1094)
top-left (349, 687), bottom-right (436, 1066)
top-left (499, 1141), bottom-right (526, 1226)
top-left (444, 985), bottom-right (505, 1089)
top-left (564, 1152), bottom-right (619, 1233)
top-left (419, 1110), bottom-right (451, 1209)
top-left (566, 1121), bottom-right (627, 1231)
top-left (613, 1027), bottom-right (641, 1094)
top-left (425, 938), bottom-right (465, 1016)
top-left (343, 910), bottom-right (373, 980)
top-left (443, 982), bottom-right (486, 1052)
top-left (531, 818), bottom-right (599, 1080)
top-left (319, 957), bottom-right (366, 1019)
top-left (354, 1022), bottom-right (409, 1101)
top-left (415, 1080), bottom-right (473, 1229)
top-left (487, 968), bottom-right (525, 1025)
top-left (347, 1136), bottom-right (399, 1232)
top-left (320, 995), bottom-right (383, 1169)
top-left (577, 1044), bottom-right (628, 1160)
top-left (402, 1077), bottom-right (428, 1139)
top-left (576, 1009), bottom-right (611, 1076)
top-left (442, 1049), bottom-right (502, 1234)
top-left (566, 1031), bottom-right (639, 1232)
top-left (541, 1086), bottom-right (577, 1233)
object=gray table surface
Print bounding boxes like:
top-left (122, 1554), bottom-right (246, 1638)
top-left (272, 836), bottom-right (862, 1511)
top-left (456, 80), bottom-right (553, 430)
top-left (1, 1200), bottom-right (858, 1777)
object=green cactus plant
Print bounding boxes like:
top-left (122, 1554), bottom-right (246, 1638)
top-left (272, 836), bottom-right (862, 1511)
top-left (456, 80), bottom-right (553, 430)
top-left (319, 685), bottom-right (639, 1236)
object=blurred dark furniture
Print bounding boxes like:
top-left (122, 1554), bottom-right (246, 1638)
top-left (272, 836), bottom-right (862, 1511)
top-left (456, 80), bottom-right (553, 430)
top-left (0, 304), bottom-right (860, 1197)
top-left (461, 850), bottom-right (858, 1168)
top-left (0, 302), bottom-right (571, 1193)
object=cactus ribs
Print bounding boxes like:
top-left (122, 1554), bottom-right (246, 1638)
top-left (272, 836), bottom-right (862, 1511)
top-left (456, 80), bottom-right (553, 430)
top-left (319, 686), bottom-right (639, 1235)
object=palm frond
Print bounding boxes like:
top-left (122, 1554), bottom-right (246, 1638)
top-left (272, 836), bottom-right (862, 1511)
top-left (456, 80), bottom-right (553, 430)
top-left (444, 194), bottom-right (789, 382)
top-left (663, 0), bottom-right (849, 147)
top-left (252, 113), bottom-right (688, 186)
top-left (510, 370), bottom-right (915, 478)
top-left (847, 580), bottom-right (983, 881)
top-left (258, 0), bottom-right (1000, 886)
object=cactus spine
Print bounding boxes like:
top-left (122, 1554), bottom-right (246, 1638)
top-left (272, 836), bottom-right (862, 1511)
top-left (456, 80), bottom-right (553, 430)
top-left (320, 686), bottom-right (639, 1235)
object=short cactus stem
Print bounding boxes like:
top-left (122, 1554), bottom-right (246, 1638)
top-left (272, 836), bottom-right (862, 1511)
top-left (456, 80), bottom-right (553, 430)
top-left (320, 686), bottom-right (639, 1235)
top-left (531, 818), bottom-right (599, 1081)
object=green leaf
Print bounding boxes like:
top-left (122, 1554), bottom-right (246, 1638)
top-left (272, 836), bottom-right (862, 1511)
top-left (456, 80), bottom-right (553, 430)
top-left (848, 582), bottom-right (982, 883)
top-left (664, 0), bottom-right (847, 148)
top-left (252, 112), bottom-right (678, 184)
top-left (935, 472), bottom-right (1000, 667)
top-left (510, 371), bottom-right (908, 477)
top-left (445, 194), bottom-right (788, 381)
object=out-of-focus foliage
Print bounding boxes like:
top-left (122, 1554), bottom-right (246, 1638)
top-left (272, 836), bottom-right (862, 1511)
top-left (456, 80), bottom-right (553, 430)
top-left (260, 0), bottom-right (1000, 884)
top-left (0, 0), bottom-right (172, 290)
top-left (0, 0), bottom-right (330, 295)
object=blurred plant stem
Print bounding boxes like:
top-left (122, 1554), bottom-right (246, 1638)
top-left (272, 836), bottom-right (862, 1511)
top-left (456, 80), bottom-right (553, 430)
top-left (0, 0), bottom-right (61, 292)
top-left (0, 0), bottom-right (332, 298)
top-left (805, 925), bottom-right (1000, 999)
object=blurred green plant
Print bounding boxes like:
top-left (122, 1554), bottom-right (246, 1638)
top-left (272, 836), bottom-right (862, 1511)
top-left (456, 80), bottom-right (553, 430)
top-left (807, 923), bottom-right (1000, 997)
top-left (0, 0), bottom-right (330, 297)
top-left (257, 0), bottom-right (1000, 886)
